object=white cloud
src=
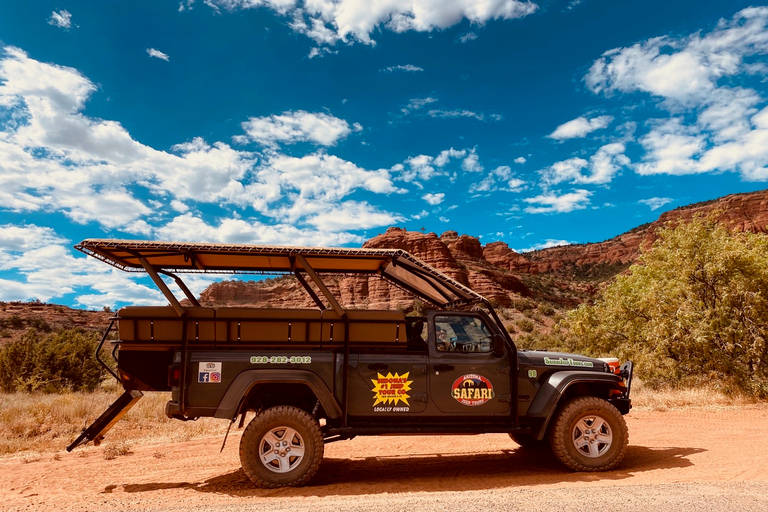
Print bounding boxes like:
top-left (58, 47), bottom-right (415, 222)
top-left (548, 115), bottom-right (613, 140)
top-left (304, 201), bottom-right (404, 231)
top-left (422, 192), bottom-right (445, 205)
top-left (469, 165), bottom-right (525, 193)
top-left (0, 233), bottom-right (166, 307)
top-left (524, 189), bottom-right (592, 214)
top-left (462, 151), bottom-right (484, 172)
top-left (398, 147), bottom-right (467, 183)
top-left (155, 213), bottom-right (366, 246)
top-left (584, 7), bottom-right (768, 181)
top-left (401, 96), bottom-right (437, 115)
top-left (48, 10), bottom-right (73, 29)
top-left (308, 46), bottom-right (337, 59)
top-left (516, 239), bottom-right (571, 252)
top-left (514, 156), bottom-right (526, 164)
top-left (540, 142), bottom-right (629, 185)
top-left (0, 47), bottom-right (401, 240)
top-left (240, 110), bottom-right (358, 148)
top-left (427, 109), bottom-right (502, 121)
top-left (0, 224), bottom-right (67, 251)
top-left (381, 64), bottom-right (423, 72)
top-left (147, 48), bottom-right (170, 61)
top-left (208, 0), bottom-right (539, 46)
top-left (638, 197), bottom-right (673, 210)
top-left (458, 32), bottom-right (478, 43)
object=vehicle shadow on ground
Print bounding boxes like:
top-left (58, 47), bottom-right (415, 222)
top-left (116, 445), bottom-right (703, 497)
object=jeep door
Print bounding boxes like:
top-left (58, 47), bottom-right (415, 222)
top-left (346, 346), bottom-right (429, 419)
top-left (428, 311), bottom-right (511, 415)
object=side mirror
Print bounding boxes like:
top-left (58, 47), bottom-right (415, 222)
top-left (491, 334), bottom-right (505, 357)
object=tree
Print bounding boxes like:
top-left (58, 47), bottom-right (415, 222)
top-left (552, 216), bottom-right (768, 396)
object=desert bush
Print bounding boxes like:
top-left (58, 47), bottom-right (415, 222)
top-left (551, 216), bottom-right (768, 397)
top-left (537, 304), bottom-right (556, 317)
top-left (27, 318), bottom-right (52, 332)
top-left (513, 298), bottom-right (534, 311)
top-left (0, 315), bottom-right (24, 330)
top-left (0, 328), bottom-right (103, 393)
top-left (516, 318), bottom-right (534, 333)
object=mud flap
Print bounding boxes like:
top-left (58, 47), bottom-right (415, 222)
top-left (66, 390), bottom-right (144, 451)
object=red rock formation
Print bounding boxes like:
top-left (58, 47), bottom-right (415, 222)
top-left (520, 189), bottom-right (768, 275)
top-left (197, 189), bottom-right (768, 310)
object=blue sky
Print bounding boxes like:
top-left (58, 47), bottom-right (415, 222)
top-left (1, 0), bottom-right (767, 309)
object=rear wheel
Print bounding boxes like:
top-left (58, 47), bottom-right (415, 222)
top-left (549, 396), bottom-right (628, 471)
top-left (239, 406), bottom-right (324, 488)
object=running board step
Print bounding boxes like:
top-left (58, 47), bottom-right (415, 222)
top-left (66, 390), bottom-right (144, 451)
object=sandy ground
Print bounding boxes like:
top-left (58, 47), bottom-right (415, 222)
top-left (3, 408), bottom-right (768, 511)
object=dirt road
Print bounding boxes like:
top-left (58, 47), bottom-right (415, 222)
top-left (4, 408), bottom-right (768, 511)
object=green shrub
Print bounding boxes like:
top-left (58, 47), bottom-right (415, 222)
top-left (514, 298), bottom-right (534, 311)
top-left (516, 319), bottom-right (534, 333)
top-left (0, 315), bottom-right (24, 330)
top-left (537, 304), bottom-right (556, 317)
top-left (0, 328), bottom-right (103, 393)
top-left (552, 215), bottom-right (768, 397)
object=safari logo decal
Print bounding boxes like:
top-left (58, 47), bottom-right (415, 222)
top-left (451, 374), bottom-right (495, 406)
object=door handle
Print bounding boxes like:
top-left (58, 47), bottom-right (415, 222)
top-left (368, 363), bottom-right (389, 371)
top-left (434, 364), bottom-right (454, 372)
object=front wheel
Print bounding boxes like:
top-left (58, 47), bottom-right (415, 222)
top-left (549, 396), bottom-right (628, 471)
top-left (239, 406), bottom-right (324, 488)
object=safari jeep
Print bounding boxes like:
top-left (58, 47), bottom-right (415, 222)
top-left (68, 240), bottom-right (633, 488)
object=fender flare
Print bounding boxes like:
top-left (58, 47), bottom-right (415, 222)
top-left (527, 371), bottom-right (623, 440)
top-left (214, 369), bottom-right (342, 419)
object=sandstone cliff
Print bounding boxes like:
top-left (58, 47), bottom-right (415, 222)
top-left (198, 189), bottom-right (768, 311)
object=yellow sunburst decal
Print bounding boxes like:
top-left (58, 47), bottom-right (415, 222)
top-left (371, 372), bottom-right (412, 406)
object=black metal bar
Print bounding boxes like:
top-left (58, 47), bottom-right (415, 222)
top-left (483, 299), bottom-right (518, 428)
top-left (159, 270), bottom-right (201, 307)
top-left (295, 254), bottom-right (346, 318)
top-left (342, 317), bottom-right (350, 427)
top-left (293, 271), bottom-right (326, 310)
top-left (95, 319), bottom-right (119, 382)
top-left (179, 317), bottom-right (189, 415)
top-left (138, 257), bottom-right (186, 317)
top-left (66, 390), bottom-right (143, 451)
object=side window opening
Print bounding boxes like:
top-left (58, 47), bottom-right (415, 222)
top-left (434, 315), bottom-right (492, 353)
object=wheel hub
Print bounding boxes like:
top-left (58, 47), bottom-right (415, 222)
top-left (259, 427), bottom-right (306, 473)
top-left (572, 415), bottom-right (612, 458)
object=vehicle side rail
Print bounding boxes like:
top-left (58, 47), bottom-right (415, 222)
top-left (66, 390), bottom-right (143, 451)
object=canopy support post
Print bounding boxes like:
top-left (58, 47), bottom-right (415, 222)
top-left (139, 257), bottom-right (186, 317)
top-left (295, 254), bottom-right (346, 318)
top-left (159, 270), bottom-right (201, 308)
top-left (293, 270), bottom-right (327, 311)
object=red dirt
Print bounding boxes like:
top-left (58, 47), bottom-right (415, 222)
top-left (4, 408), bottom-right (768, 511)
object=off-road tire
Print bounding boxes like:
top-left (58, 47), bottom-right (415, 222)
top-left (549, 396), bottom-right (628, 472)
top-left (509, 432), bottom-right (548, 450)
top-left (239, 406), bottom-right (324, 488)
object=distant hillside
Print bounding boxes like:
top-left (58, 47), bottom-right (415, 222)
top-left (200, 189), bottom-right (768, 310)
top-left (0, 302), bottom-right (110, 345)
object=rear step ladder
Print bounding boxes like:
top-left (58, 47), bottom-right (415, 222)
top-left (66, 390), bottom-right (143, 451)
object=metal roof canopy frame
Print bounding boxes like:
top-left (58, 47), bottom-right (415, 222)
top-left (74, 239), bottom-right (487, 313)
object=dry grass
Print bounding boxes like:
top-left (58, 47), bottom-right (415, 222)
top-left (0, 383), bottom-right (227, 459)
top-left (630, 379), bottom-right (765, 411)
